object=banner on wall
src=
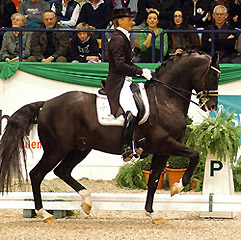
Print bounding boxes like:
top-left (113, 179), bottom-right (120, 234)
top-left (212, 95), bottom-right (241, 127)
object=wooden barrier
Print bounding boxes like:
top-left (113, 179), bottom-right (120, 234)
top-left (1, 192), bottom-right (241, 218)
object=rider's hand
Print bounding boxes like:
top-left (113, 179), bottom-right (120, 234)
top-left (142, 68), bottom-right (152, 80)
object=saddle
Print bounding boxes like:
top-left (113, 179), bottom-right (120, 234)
top-left (96, 82), bottom-right (150, 126)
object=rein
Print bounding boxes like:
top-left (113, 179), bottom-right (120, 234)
top-left (151, 64), bottom-right (219, 108)
top-left (151, 77), bottom-right (201, 107)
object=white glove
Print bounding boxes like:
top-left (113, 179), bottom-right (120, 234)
top-left (142, 68), bottom-right (152, 80)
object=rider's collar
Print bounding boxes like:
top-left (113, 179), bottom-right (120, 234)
top-left (117, 26), bottom-right (130, 41)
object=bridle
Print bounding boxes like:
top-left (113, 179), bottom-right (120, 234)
top-left (195, 65), bottom-right (220, 109)
top-left (151, 63), bottom-right (220, 109)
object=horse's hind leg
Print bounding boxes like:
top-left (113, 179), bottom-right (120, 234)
top-left (30, 152), bottom-right (62, 223)
top-left (53, 149), bottom-right (92, 215)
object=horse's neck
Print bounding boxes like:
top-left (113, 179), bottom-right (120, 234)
top-left (146, 79), bottom-right (192, 116)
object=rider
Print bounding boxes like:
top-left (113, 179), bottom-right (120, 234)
top-left (105, 8), bottom-right (153, 162)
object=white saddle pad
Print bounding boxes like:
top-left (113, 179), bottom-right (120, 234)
top-left (96, 83), bottom-right (150, 126)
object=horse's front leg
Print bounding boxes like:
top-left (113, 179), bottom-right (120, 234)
top-left (145, 154), bottom-right (168, 224)
top-left (164, 137), bottom-right (199, 196)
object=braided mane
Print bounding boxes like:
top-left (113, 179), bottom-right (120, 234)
top-left (155, 50), bottom-right (209, 78)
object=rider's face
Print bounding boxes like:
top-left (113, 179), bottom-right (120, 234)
top-left (118, 17), bottom-right (133, 31)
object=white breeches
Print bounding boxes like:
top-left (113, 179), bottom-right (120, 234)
top-left (119, 78), bottom-right (138, 117)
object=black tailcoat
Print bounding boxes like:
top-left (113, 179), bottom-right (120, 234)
top-left (105, 29), bottom-right (142, 116)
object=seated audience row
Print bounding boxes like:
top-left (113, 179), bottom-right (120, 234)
top-left (0, 4), bottom-right (239, 64)
top-left (0, 11), bottom-right (100, 63)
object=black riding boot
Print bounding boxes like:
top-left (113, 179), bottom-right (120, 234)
top-left (122, 111), bottom-right (136, 162)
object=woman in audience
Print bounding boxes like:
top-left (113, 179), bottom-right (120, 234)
top-left (168, 9), bottom-right (200, 55)
top-left (138, 9), bottom-right (168, 62)
top-left (70, 22), bottom-right (100, 63)
top-left (0, 13), bottom-right (31, 62)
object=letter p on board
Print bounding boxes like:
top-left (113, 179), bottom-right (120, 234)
top-left (210, 160), bottom-right (223, 176)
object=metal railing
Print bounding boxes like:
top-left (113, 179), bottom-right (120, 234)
top-left (0, 27), bottom-right (156, 62)
top-left (160, 29), bottom-right (241, 63)
top-left (1, 27), bottom-right (240, 63)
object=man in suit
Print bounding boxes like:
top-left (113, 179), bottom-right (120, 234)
top-left (105, 8), bottom-right (152, 162)
top-left (27, 10), bottom-right (69, 62)
top-left (201, 5), bottom-right (237, 63)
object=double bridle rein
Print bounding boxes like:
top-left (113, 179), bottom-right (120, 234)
top-left (152, 64), bottom-right (220, 109)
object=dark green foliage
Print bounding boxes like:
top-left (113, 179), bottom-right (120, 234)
top-left (186, 109), bottom-right (241, 162)
top-left (186, 109), bottom-right (241, 192)
top-left (115, 155), bottom-right (153, 190)
top-left (166, 156), bottom-right (189, 169)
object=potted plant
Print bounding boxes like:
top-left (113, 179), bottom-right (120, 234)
top-left (115, 154), bottom-right (165, 190)
top-left (166, 156), bottom-right (189, 188)
top-left (115, 155), bottom-right (151, 190)
top-left (186, 109), bottom-right (241, 192)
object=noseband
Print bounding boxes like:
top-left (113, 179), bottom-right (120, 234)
top-left (195, 65), bottom-right (220, 108)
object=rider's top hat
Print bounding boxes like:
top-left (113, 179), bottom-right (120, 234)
top-left (111, 8), bottom-right (133, 20)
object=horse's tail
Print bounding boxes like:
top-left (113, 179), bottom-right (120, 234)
top-left (0, 101), bottom-right (45, 193)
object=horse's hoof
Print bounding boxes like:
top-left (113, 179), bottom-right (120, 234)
top-left (171, 183), bottom-right (179, 196)
top-left (152, 218), bottom-right (165, 225)
top-left (82, 202), bottom-right (92, 215)
top-left (145, 211), bottom-right (165, 224)
top-left (170, 181), bottom-right (184, 197)
top-left (43, 215), bottom-right (56, 223)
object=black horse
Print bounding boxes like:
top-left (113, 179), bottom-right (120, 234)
top-left (0, 51), bottom-right (220, 224)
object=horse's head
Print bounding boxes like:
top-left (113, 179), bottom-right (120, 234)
top-left (193, 53), bottom-right (220, 112)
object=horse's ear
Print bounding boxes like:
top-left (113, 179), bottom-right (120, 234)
top-left (211, 53), bottom-right (219, 66)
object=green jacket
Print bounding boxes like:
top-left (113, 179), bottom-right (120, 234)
top-left (30, 23), bottom-right (69, 61)
top-left (138, 26), bottom-right (168, 56)
top-left (0, 31), bottom-right (32, 61)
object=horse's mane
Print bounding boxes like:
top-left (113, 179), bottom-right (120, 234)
top-left (154, 50), bottom-right (209, 79)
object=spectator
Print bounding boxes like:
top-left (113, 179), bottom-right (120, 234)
top-left (228, 0), bottom-right (241, 29)
top-left (183, 0), bottom-right (211, 28)
top-left (70, 22), bottom-right (100, 62)
top-left (0, 13), bottom-right (31, 62)
top-left (202, 5), bottom-right (236, 63)
top-left (78, 0), bottom-right (109, 38)
top-left (27, 10), bottom-right (69, 62)
top-left (158, 0), bottom-right (182, 29)
top-left (18, 0), bottom-right (50, 28)
top-left (138, 10), bottom-right (168, 62)
top-left (51, 0), bottom-right (80, 28)
top-left (0, 0), bottom-right (17, 47)
top-left (168, 9), bottom-right (200, 54)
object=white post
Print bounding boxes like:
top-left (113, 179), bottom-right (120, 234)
top-left (200, 154), bottom-right (236, 218)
